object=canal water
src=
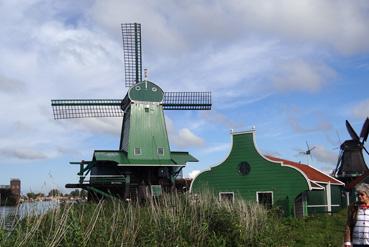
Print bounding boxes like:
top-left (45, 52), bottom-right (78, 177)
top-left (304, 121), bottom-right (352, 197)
top-left (0, 201), bottom-right (59, 230)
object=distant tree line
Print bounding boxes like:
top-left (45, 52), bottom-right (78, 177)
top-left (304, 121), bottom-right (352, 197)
top-left (25, 189), bottom-right (87, 199)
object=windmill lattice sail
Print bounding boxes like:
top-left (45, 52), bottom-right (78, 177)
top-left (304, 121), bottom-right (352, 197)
top-left (51, 99), bottom-right (123, 119)
top-left (121, 23), bottom-right (142, 87)
top-left (163, 92), bottom-right (211, 110)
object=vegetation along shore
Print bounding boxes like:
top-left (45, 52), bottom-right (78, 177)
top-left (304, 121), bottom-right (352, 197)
top-left (0, 193), bottom-right (346, 246)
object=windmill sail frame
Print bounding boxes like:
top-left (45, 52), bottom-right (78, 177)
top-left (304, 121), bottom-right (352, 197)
top-left (121, 23), bottom-right (142, 87)
top-left (51, 99), bottom-right (123, 119)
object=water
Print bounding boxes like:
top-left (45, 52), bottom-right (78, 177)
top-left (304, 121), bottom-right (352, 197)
top-left (0, 201), bottom-right (59, 230)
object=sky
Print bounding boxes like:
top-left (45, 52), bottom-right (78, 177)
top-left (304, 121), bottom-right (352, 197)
top-left (0, 0), bottom-right (369, 194)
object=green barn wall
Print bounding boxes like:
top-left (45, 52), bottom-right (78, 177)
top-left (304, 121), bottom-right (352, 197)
top-left (191, 131), bottom-right (310, 216)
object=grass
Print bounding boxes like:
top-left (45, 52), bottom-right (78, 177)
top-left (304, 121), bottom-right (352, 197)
top-left (0, 193), bottom-right (346, 247)
top-left (256, 210), bottom-right (346, 246)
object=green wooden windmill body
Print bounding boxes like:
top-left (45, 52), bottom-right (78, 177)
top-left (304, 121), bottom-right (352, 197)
top-left (51, 23), bottom-right (211, 200)
top-left (123, 81), bottom-right (171, 162)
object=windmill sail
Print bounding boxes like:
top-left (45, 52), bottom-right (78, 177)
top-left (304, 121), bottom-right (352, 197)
top-left (121, 23), bottom-right (142, 87)
top-left (51, 99), bottom-right (123, 119)
top-left (360, 117), bottom-right (369, 143)
top-left (163, 92), bottom-right (212, 110)
top-left (346, 120), bottom-right (360, 141)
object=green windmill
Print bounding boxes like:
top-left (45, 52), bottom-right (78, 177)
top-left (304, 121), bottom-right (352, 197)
top-left (51, 23), bottom-right (211, 200)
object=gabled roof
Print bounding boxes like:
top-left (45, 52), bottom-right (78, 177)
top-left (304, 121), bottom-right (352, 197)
top-left (266, 155), bottom-right (344, 186)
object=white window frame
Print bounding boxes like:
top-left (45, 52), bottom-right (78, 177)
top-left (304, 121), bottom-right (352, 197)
top-left (157, 147), bottom-right (164, 156)
top-left (219, 192), bottom-right (235, 203)
top-left (134, 147), bottom-right (142, 155)
top-left (256, 191), bottom-right (274, 206)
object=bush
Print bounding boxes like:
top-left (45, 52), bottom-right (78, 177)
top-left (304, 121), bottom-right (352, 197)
top-left (0, 194), bottom-right (346, 246)
top-left (0, 193), bottom-right (267, 246)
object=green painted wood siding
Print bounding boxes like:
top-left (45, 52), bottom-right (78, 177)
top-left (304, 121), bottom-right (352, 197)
top-left (331, 184), bottom-right (346, 212)
top-left (191, 131), bottom-right (309, 216)
top-left (127, 102), bottom-right (171, 162)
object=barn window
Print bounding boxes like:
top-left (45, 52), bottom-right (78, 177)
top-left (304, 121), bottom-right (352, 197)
top-left (157, 147), bottom-right (164, 156)
top-left (238, 161), bottom-right (251, 175)
top-left (256, 191), bottom-right (273, 209)
top-left (151, 185), bottom-right (162, 197)
top-left (134, 147), bottom-right (142, 155)
top-left (219, 192), bottom-right (234, 203)
top-left (144, 104), bottom-right (150, 112)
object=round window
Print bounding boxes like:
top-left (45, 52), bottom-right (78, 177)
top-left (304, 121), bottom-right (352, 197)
top-left (239, 162), bottom-right (251, 175)
top-left (152, 87), bottom-right (157, 92)
top-left (135, 85), bottom-right (141, 91)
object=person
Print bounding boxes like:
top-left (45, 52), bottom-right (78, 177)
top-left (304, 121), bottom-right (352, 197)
top-left (345, 183), bottom-right (369, 247)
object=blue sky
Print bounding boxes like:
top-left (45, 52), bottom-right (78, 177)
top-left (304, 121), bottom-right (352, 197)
top-left (0, 0), bottom-right (368, 194)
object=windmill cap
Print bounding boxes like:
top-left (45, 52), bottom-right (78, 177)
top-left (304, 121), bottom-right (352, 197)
top-left (128, 81), bottom-right (164, 102)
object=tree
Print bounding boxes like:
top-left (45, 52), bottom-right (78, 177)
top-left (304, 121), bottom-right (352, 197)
top-left (69, 189), bottom-right (80, 197)
top-left (36, 193), bottom-right (45, 198)
top-left (48, 189), bottom-right (62, 197)
top-left (27, 192), bottom-right (36, 199)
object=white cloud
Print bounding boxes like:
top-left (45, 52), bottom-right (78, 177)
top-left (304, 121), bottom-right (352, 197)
top-left (0, 75), bottom-right (26, 94)
top-left (352, 99), bottom-right (369, 119)
top-left (311, 145), bottom-right (338, 166)
top-left (89, 0), bottom-right (369, 55)
top-left (67, 118), bottom-right (122, 136)
top-left (203, 143), bottom-right (231, 154)
top-left (272, 60), bottom-right (335, 93)
top-left (227, 0), bottom-right (369, 54)
top-left (175, 128), bottom-right (204, 148)
top-left (166, 116), bottom-right (204, 148)
top-left (201, 111), bottom-right (245, 130)
top-left (188, 170), bottom-right (201, 179)
top-left (287, 108), bottom-right (333, 133)
top-left (0, 147), bottom-right (47, 160)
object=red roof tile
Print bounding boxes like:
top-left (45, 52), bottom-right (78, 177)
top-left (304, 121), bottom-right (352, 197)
top-left (265, 155), bottom-right (344, 185)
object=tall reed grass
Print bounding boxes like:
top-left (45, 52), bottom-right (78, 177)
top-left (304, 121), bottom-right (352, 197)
top-left (0, 192), bottom-right (269, 247)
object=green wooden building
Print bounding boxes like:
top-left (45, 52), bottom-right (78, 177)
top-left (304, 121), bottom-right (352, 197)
top-left (190, 130), bottom-right (345, 217)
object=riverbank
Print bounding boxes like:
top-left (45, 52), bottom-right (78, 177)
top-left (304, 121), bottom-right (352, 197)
top-left (0, 193), bottom-right (346, 246)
